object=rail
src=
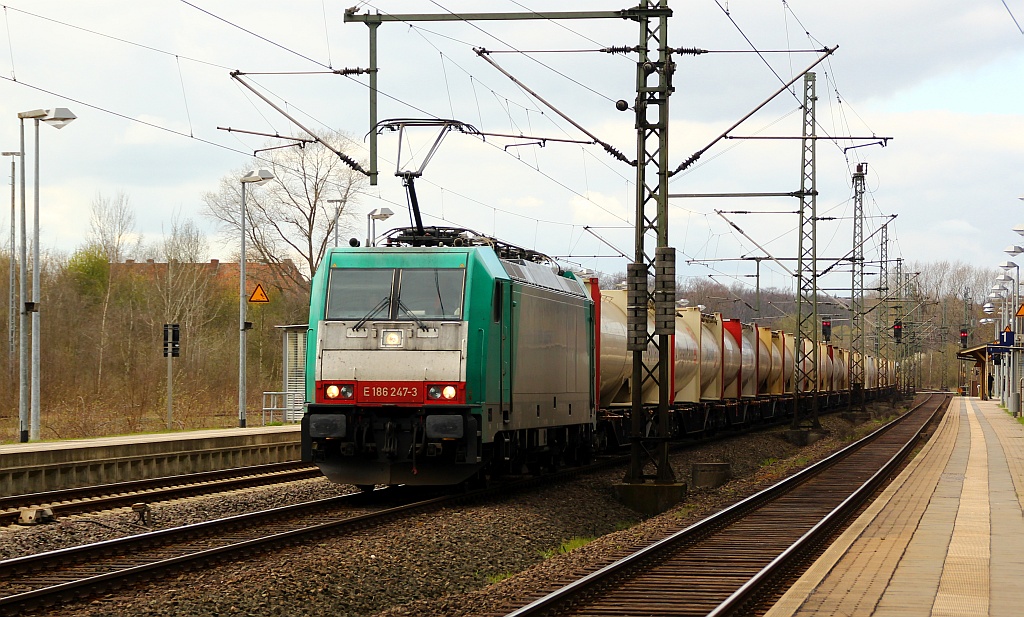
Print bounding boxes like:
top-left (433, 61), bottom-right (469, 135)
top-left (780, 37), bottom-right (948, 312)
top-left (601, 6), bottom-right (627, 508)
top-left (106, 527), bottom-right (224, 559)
top-left (504, 393), bottom-right (950, 617)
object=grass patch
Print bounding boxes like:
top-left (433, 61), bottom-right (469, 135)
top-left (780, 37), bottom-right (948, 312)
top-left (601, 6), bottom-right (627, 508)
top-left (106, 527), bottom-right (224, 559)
top-left (671, 505), bottom-right (695, 520)
top-left (485, 572), bottom-right (514, 584)
top-left (760, 457), bottom-right (778, 467)
top-left (540, 536), bottom-right (595, 559)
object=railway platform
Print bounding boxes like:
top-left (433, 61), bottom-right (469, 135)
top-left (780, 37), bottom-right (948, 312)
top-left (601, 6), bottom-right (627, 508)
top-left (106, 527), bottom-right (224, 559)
top-left (767, 396), bottom-right (1024, 617)
top-left (0, 425), bottom-right (300, 497)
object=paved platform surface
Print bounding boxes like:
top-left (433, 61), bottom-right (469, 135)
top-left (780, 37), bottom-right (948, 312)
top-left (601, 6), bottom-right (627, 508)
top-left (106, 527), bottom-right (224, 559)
top-left (0, 424), bottom-right (299, 454)
top-left (766, 396), bottom-right (1024, 617)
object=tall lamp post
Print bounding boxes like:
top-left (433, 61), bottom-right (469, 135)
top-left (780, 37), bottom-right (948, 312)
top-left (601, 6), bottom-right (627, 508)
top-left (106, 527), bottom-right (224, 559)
top-left (2, 151), bottom-right (18, 380)
top-left (999, 262), bottom-right (1020, 414)
top-left (239, 168), bottom-right (273, 428)
top-left (366, 207), bottom-right (394, 247)
top-left (991, 285), bottom-right (1008, 405)
top-left (17, 107), bottom-right (75, 442)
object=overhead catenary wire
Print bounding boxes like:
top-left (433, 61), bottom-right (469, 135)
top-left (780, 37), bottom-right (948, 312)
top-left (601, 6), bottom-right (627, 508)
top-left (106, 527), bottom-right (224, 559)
top-left (1, 3), bottom-right (232, 70)
top-left (475, 48), bottom-right (632, 165)
top-left (10, 0), bottom-right (903, 276)
top-left (179, 0), bottom-right (330, 69)
top-left (6, 0), bottom-right (631, 253)
top-left (0, 6), bottom-right (615, 264)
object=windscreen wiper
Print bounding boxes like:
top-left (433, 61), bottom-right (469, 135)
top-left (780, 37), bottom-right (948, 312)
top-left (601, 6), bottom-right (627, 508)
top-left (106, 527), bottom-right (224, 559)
top-left (397, 299), bottom-right (430, 331)
top-left (352, 295), bottom-right (391, 331)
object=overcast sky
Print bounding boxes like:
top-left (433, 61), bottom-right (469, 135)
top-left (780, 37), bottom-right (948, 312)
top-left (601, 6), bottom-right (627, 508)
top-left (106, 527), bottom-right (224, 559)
top-left (0, 0), bottom-right (1021, 294)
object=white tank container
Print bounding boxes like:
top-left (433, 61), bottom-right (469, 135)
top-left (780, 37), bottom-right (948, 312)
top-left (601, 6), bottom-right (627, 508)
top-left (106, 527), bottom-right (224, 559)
top-left (833, 353), bottom-right (848, 389)
top-left (673, 319), bottom-right (700, 395)
top-left (740, 329), bottom-right (758, 395)
top-left (699, 322), bottom-right (722, 393)
top-left (722, 328), bottom-right (741, 395)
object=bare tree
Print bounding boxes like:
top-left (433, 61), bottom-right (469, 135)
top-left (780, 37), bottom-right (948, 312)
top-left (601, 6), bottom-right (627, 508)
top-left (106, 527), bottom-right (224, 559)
top-left (90, 191), bottom-right (138, 263)
top-left (202, 131), bottom-right (366, 287)
top-left (88, 192), bottom-right (139, 392)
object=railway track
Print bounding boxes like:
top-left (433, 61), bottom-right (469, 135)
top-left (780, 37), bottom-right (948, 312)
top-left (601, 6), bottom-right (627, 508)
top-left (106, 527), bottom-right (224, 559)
top-left (0, 448), bottom-right (638, 616)
top-left (503, 392), bottom-right (951, 617)
top-left (0, 462), bottom-right (322, 526)
top-left (0, 486), bottom-right (442, 616)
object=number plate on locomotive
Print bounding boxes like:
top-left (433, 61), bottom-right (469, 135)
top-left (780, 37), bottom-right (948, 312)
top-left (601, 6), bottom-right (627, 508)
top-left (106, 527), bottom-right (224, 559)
top-left (359, 382), bottom-right (421, 403)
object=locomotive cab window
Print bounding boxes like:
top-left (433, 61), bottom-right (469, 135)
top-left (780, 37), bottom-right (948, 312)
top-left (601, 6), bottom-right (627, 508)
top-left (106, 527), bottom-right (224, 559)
top-left (326, 268), bottom-right (396, 320)
top-left (397, 269), bottom-right (464, 319)
top-left (326, 267), bottom-right (465, 321)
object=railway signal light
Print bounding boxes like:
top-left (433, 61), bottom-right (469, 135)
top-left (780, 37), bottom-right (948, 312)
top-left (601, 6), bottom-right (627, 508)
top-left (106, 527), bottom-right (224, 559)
top-left (893, 319), bottom-right (903, 343)
top-left (163, 323), bottom-right (180, 358)
top-left (960, 328), bottom-right (969, 348)
top-left (821, 318), bottom-right (832, 342)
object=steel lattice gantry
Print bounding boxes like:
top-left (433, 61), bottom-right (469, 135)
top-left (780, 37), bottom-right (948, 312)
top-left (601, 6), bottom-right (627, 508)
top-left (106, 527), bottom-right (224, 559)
top-left (850, 163), bottom-right (867, 411)
top-left (792, 72), bottom-right (820, 429)
top-left (878, 223), bottom-right (890, 390)
top-left (625, 0), bottom-right (677, 486)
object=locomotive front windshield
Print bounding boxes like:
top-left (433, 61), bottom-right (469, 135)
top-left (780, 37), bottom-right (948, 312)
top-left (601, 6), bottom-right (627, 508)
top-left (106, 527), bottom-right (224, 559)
top-left (326, 267), bottom-right (465, 321)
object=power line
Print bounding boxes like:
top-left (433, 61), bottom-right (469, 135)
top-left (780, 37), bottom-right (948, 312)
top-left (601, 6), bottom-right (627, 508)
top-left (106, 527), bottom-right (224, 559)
top-left (178, 0), bottom-right (330, 69)
top-left (1001, 0), bottom-right (1024, 34)
top-left (3, 3), bottom-right (231, 70)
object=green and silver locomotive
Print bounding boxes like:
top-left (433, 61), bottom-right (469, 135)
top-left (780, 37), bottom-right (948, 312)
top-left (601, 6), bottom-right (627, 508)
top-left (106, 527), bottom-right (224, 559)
top-left (301, 227), bottom-right (597, 488)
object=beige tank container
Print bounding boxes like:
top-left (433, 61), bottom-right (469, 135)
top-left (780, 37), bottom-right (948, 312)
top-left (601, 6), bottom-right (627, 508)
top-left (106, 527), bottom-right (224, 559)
top-left (597, 290), bottom-right (631, 406)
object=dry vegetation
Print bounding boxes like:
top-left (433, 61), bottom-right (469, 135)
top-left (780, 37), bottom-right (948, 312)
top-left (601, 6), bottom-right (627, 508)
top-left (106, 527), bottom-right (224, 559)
top-left (0, 252), bottom-right (309, 443)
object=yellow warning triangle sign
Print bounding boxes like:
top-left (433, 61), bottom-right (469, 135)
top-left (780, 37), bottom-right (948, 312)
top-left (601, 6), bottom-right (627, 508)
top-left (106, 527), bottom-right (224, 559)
top-left (1017, 303), bottom-right (1024, 318)
top-left (248, 283), bottom-right (270, 303)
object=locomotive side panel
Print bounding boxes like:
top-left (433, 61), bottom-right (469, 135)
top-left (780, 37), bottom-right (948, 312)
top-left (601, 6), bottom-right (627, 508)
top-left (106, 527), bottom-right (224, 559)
top-left (507, 284), bottom-right (592, 431)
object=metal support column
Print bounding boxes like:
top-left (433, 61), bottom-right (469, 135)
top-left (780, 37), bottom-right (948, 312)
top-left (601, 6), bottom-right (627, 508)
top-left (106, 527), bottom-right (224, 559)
top-left (893, 258), bottom-right (904, 399)
top-left (792, 72), bottom-right (820, 429)
top-left (878, 224), bottom-right (890, 394)
top-left (850, 163), bottom-right (866, 411)
top-left (625, 0), bottom-right (677, 487)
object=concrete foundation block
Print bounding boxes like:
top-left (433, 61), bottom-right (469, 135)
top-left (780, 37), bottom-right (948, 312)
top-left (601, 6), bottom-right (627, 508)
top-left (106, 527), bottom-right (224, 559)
top-left (692, 462), bottom-right (731, 488)
top-left (781, 429), bottom-right (826, 447)
top-left (841, 412), bottom-right (872, 424)
top-left (614, 482), bottom-right (687, 516)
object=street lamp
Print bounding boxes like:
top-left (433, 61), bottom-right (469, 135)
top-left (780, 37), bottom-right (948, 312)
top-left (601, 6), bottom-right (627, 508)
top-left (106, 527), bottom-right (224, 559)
top-left (366, 207), bottom-right (394, 247)
top-left (17, 107), bottom-right (75, 442)
top-left (326, 199), bottom-right (343, 247)
top-left (239, 168), bottom-right (273, 429)
top-left (1001, 260), bottom-right (1021, 415)
top-left (1, 151), bottom-right (18, 380)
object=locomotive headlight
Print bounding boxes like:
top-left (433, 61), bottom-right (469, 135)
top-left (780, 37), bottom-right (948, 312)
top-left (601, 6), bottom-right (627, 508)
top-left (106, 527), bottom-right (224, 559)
top-left (427, 385), bottom-right (458, 401)
top-left (324, 384), bottom-right (354, 400)
top-left (381, 329), bottom-right (404, 348)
